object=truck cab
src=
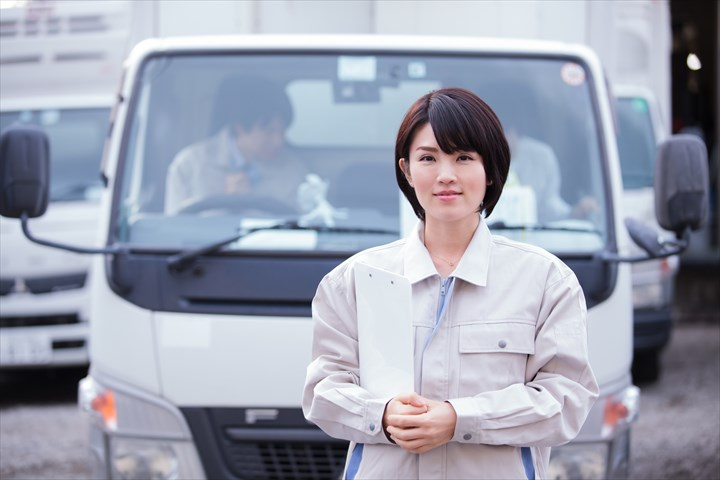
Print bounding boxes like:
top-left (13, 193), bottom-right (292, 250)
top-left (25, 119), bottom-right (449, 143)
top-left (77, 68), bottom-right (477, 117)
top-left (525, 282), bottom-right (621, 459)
top-left (0, 35), bottom-right (708, 479)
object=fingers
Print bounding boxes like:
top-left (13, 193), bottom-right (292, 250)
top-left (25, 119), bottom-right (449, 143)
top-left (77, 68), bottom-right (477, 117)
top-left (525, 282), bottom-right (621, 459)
top-left (384, 393), bottom-right (428, 418)
top-left (384, 400), bottom-right (457, 454)
top-left (386, 425), bottom-right (445, 454)
top-left (394, 392), bottom-right (428, 409)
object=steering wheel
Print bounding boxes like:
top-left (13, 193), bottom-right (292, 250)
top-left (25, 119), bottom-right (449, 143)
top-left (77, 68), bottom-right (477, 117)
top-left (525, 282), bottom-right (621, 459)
top-left (175, 193), bottom-right (296, 216)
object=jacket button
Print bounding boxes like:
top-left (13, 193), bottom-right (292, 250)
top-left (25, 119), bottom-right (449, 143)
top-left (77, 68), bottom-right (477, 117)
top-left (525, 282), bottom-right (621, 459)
top-left (463, 433), bottom-right (472, 440)
top-left (369, 423), bottom-right (376, 431)
top-left (498, 339), bottom-right (507, 348)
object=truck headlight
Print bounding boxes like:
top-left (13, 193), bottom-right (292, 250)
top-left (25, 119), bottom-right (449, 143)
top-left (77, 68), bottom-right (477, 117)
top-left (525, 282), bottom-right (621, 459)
top-left (548, 442), bottom-right (608, 480)
top-left (632, 282), bottom-right (664, 309)
top-left (110, 438), bottom-right (179, 480)
top-left (78, 374), bottom-right (206, 479)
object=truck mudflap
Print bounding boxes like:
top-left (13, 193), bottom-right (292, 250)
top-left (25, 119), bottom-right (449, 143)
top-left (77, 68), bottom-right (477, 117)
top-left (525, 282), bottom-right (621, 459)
top-left (182, 407), bottom-right (348, 480)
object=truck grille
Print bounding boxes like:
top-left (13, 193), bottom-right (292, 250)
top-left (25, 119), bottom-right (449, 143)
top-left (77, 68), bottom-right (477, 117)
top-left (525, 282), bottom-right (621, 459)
top-left (0, 313), bottom-right (81, 328)
top-left (0, 273), bottom-right (86, 296)
top-left (182, 407), bottom-right (348, 480)
top-left (226, 441), bottom-right (346, 480)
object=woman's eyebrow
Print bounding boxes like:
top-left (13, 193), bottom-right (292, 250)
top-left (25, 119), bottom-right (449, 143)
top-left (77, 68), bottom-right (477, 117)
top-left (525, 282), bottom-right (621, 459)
top-left (415, 145), bottom-right (439, 152)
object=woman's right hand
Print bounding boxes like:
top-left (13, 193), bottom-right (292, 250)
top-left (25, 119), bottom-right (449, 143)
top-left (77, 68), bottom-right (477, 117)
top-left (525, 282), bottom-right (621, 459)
top-left (383, 393), bottom-right (458, 453)
top-left (382, 393), bottom-right (428, 442)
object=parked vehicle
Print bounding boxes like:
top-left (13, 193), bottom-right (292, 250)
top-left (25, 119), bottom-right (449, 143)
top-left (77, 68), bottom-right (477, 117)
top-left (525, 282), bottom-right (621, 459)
top-left (0, 0), bottom-right (124, 369)
top-left (0, 35), bottom-right (707, 480)
top-left (0, 97), bottom-right (111, 368)
top-left (614, 84), bottom-right (679, 382)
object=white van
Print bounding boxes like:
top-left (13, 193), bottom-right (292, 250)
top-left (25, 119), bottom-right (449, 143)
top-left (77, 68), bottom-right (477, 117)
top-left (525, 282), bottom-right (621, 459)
top-left (614, 84), bottom-right (679, 382)
top-left (0, 35), bottom-right (708, 480)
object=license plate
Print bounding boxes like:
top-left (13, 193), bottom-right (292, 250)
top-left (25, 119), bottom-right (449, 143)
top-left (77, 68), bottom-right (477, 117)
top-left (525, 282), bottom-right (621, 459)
top-left (0, 336), bottom-right (52, 366)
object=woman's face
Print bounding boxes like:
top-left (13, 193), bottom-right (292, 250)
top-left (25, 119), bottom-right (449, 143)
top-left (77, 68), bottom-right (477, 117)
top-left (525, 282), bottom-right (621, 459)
top-left (402, 123), bottom-right (487, 227)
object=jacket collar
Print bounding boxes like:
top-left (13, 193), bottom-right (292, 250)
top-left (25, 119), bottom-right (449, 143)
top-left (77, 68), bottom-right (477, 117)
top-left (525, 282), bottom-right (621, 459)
top-left (403, 217), bottom-right (492, 287)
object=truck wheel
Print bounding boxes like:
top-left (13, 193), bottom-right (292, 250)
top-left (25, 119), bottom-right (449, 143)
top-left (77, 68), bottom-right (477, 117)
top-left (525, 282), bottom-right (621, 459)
top-left (632, 350), bottom-right (661, 384)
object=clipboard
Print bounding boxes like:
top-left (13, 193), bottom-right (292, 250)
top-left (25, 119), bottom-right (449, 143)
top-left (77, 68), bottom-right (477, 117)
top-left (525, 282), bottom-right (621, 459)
top-left (354, 262), bottom-right (414, 397)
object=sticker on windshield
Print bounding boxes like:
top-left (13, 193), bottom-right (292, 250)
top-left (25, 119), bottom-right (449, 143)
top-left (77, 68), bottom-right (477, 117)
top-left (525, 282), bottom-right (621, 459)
top-left (408, 61), bottom-right (427, 79)
top-left (338, 56), bottom-right (377, 82)
top-left (560, 62), bottom-right (586, 86)
top-left (40, 109), bottom-right (61, 126)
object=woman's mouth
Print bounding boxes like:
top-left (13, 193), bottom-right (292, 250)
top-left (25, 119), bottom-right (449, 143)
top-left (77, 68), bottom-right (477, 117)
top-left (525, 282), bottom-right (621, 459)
top-left (435, 190), bottom-right (460, 201)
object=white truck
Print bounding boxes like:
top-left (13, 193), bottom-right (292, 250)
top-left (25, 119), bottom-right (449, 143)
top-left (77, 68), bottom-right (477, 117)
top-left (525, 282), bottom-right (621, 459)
top-left (0, 96), bottom-right (109, 368)
top-left (0, 35), bottom-right (708, 480)
top-left (0, 0), bottom-right (128, 368)
top-left (614, 84), bottom-right (679, 382)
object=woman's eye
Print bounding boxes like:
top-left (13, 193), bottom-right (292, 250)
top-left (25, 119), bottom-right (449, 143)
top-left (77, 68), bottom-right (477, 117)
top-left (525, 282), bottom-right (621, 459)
top-left (419, 155), bottom-right (434, 162)
top-left (458, 155), bottom-right (473, 161)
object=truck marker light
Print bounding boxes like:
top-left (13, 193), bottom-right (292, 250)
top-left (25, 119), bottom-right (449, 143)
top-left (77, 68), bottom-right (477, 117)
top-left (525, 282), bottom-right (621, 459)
top-left (91, 389), bottom-right (117, 431)
top-left (660, 257), bottom-right (671, 276)
top-left (602, 386), bottom-right (640, 438)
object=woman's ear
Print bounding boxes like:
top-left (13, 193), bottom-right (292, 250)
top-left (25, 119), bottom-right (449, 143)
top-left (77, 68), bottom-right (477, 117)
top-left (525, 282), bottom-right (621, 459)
top-left (399, 158), bottom-right (413, 186)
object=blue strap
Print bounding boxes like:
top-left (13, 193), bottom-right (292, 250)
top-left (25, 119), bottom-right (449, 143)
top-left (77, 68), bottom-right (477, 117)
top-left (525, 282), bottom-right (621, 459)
top-left (345, 443), bottom-right (364, 480)
top-left (521, 446), bottom-right (535, 480)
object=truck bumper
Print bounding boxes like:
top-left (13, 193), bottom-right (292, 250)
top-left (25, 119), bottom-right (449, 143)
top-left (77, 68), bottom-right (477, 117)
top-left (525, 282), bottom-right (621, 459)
top-left (0, 284), bottom-right (90, 368)
top-left (0, 321), bottom-right (89, 368)
top-left (633, 306), bottom-right (672, 352)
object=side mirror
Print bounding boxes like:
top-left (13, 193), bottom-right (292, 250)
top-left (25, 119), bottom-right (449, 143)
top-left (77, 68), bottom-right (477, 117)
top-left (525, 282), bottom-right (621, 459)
top-left (0, 125), bottom-right (50, 219)
top-left (655, 134), bottom-right (709, 237)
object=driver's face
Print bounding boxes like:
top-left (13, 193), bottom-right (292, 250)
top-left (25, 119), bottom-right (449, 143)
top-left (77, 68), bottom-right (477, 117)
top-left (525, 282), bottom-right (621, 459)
top-left (236, 117), bottom-right (287, 162)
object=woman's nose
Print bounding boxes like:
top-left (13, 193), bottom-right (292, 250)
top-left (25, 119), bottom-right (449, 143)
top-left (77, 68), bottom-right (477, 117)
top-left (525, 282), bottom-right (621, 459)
top-left (437, 160), bottom-right (457, 182)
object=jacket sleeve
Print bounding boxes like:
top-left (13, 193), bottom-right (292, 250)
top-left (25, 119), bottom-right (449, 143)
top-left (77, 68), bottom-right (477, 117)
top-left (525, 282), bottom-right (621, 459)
top-left (448, 265), bottom-right (600, 447)
top-left (302, 266), bottom-right (395, 445)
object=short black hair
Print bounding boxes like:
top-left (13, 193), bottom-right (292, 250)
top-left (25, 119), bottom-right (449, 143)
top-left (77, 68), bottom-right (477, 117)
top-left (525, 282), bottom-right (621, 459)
top-left (210, 76), bottom-right (293, 134)
top-left (394, 87), bottom-right (510, 220)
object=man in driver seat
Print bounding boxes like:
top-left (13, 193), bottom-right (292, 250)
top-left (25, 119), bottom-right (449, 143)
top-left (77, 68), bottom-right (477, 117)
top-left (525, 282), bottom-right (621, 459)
top-left (164, 76), bottom-right (307, 215)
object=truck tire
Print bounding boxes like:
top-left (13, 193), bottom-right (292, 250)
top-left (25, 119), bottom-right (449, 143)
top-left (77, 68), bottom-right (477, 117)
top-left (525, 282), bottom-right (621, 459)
top-left (632, 349), bottom-right (661, 383)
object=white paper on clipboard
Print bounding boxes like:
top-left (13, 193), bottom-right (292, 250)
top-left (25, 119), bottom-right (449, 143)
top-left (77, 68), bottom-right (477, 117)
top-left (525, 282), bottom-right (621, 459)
top-left (354, 262), bottom-right (414, 397)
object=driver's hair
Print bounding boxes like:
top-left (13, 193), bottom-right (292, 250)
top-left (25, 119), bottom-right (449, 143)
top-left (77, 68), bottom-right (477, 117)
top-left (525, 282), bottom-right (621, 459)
top-left (209, 76), bottom-right (294, 135)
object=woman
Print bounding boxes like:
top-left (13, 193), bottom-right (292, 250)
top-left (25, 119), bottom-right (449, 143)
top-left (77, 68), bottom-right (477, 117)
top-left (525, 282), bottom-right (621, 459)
top-left (302, 88), bottom-right (598, 479)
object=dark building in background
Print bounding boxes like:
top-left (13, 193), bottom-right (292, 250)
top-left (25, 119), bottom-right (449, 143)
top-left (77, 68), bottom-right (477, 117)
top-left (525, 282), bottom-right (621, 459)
top-left (670, 0), bottom-right (719, 320)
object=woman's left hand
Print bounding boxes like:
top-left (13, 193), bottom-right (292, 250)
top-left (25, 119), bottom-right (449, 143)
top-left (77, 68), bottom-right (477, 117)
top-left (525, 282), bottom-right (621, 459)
top-left (384, 397), bottom-right (458, 454)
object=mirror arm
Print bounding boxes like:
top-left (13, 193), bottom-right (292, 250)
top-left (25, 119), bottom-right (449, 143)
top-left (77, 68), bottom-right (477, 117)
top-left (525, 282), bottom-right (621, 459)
top-left (20, 212), bottom-right (119, 255)
top-left (598, 227), bottom-right (690, 264)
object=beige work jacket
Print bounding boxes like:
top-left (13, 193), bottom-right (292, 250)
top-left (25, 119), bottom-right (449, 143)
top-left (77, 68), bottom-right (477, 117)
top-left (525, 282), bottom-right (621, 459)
top-left (303, 218), bottom-right (599, 479)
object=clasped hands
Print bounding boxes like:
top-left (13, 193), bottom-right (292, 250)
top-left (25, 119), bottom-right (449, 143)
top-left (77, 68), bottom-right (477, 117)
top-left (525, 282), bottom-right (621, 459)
top-left (382, 392), bottom-right (458, 454)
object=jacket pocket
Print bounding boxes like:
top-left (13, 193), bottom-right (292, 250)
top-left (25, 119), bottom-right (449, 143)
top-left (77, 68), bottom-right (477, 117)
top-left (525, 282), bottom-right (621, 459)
top-left (457, 322), bottom-right (535, 393)
top-left (459, 321), bottom-right (535, 354)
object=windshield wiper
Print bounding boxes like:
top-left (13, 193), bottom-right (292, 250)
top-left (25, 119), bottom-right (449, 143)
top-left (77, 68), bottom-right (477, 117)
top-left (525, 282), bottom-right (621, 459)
top-left (487, 221), bottom-right (600, 234)
top-left (166, 221), bottom-right (398, 273)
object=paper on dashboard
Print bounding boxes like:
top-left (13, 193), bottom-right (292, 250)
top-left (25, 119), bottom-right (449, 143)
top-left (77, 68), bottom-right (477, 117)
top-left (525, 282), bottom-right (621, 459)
top-left (354, 262), bottom-right (414, 397)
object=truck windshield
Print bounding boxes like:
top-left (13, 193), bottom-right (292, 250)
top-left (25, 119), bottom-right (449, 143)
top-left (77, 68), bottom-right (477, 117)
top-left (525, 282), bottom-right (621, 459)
top-left (116, 53), bottom-right (608, 255)
top-left (0, 107), bottom-right (109, 203)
